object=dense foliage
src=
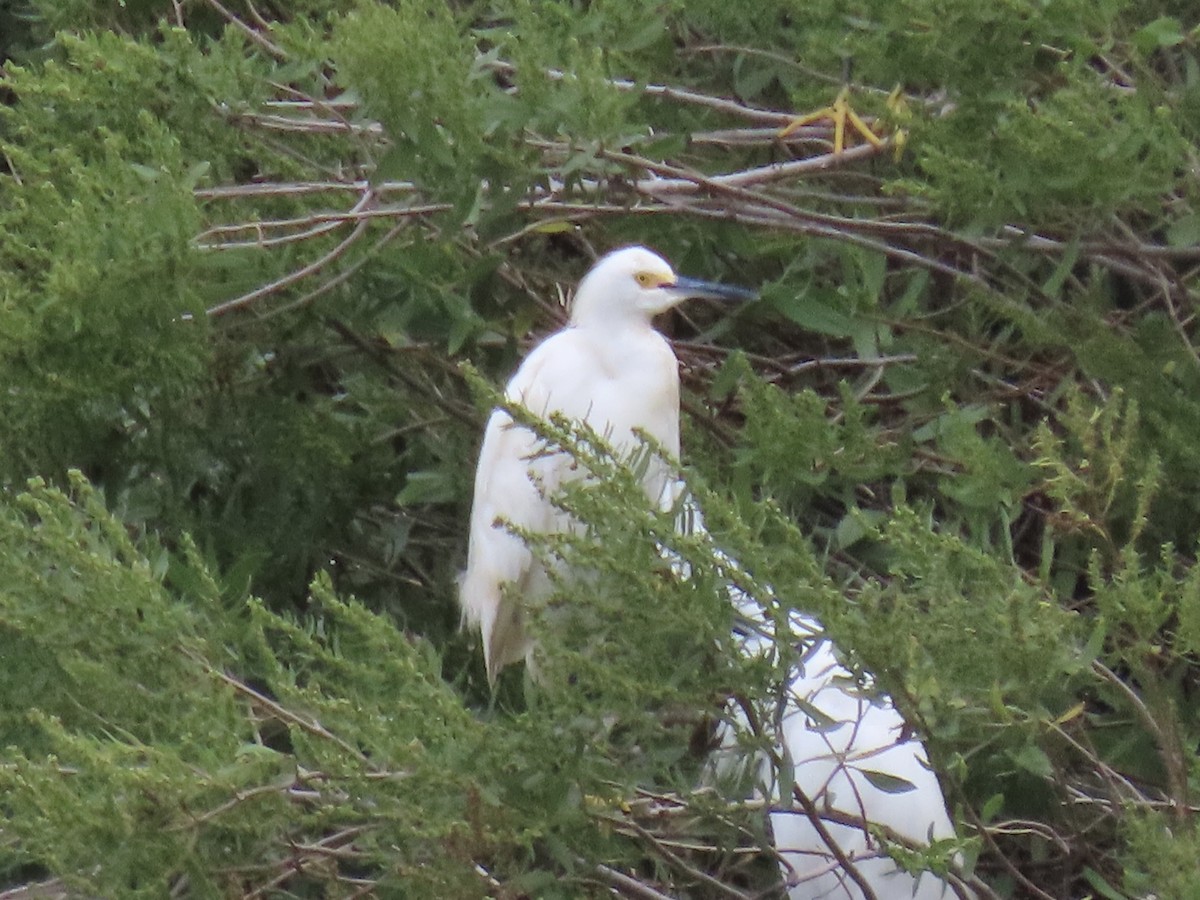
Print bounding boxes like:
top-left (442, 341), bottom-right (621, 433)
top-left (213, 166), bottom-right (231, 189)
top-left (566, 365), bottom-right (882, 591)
top-left (1, 0), bottom-right (1198, 896)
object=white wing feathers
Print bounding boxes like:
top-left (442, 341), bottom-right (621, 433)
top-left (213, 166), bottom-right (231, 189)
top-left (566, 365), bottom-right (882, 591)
top-left (460, 328), bottom-right (681, 685)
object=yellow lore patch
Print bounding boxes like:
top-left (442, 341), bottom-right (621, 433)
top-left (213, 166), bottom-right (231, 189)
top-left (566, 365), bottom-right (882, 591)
top-left (633, 270), bottom-right (673, 289)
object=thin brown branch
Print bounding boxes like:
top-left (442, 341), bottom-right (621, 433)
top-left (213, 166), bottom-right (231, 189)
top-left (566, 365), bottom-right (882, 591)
top-left (786, 784), bottom-right (879, 900)
top-left (195, 180), bottom-right (416, 201)
top-left (201, 0), bottom-right (287, 61)
top-left (634, 141), bottom-right (888, 194)
top-left (206, 189), bottom-right (375, 316)
top-left (618, 816), bottom-right (753, 899)
top-left (261, 218), bottom-right (416, 318)
top-left (199, 661), bottom-right (375, 768)
top-left (1091, 659), bottom-right (1190, 821)
top-left (592, 864), bottom-right (676, 900)
top-left (485, 60), bottom-right (797, 125)
top-left (196, 203), bottom-right (448, 251)
top-left (962, 803), bottom-right (1059, 900)
top-left (226, 110), bottom-right (384, 137)
top-left (176, 776), bottom-right (296, 828)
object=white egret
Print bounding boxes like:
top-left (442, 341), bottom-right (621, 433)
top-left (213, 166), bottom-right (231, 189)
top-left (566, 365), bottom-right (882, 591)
top-left (459, 245), bottom-right (753, 686)
top-left (460, 247), bottom-right (966, 898)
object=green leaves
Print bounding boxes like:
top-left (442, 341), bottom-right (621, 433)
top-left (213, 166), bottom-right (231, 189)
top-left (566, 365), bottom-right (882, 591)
top-left (0, 476), bottom-right (500, 897)
top-left (0, 0), bottom-right (1198, 896)
top-left (1134, 17), bottom-right (1188, 53)
top-left (334, 2), bottom-right (531, 218)
top-left (859, 768), bottom-right (919, 794)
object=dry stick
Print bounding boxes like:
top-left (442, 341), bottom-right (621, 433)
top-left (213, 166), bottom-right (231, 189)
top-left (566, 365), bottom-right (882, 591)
top-left (987, 817), bottom-right (1073, 854)
top-left (673, 340), bottom-right (798, 376)
top-left (264, 98), bottom-right (359, 110)
top-left (243, 0), bottom-right (273, 30)
top-left (786, 784), bottom-right (880, 900)
top-left (617, 817), bottom-right (753, 900)
top-left (195, 180), bottom-right (416, 200)
top-left (0, 878), bottom-right (78, 900)
top-left (485, 60), bottom-right (796, 126)
top-left (675, 202), bottom-right (982, 287)
top-left (996, 224), bottom-right (1200, 262)
top-left (670, 182), bottom-right (963, 248)
top-left (691, 125), bottom-right (840, 147)
top-left (228, 111), bottom-right (384, 136)
top-left (202, 0), bottom-right (287, 61)
top-left (200, 218), bottom-right (342, 251)
top-left (206, 190), bottom-right (375, 316)
top-left (178, 778), bottom-right (297, 828)
top-left (1063, 783), bottom-right (1200, 816)
top-left (961, 803), bottom-right (1059, 900)
top-left (290, 838), bottom-right (367, 860)
top-left (528, 138), bottom-right (869, 199)
top-left (197, 203), bottom-right (447, 251)
top-left (236, 121), bottom-right (350, 181)
top-left (638, 141), bottom-right (886, 193)
top-left (202, 662), bottom-right (374, 768)
top-left (592, 864), bottom-right (676, 900)
top-left (258, 219), bottom-right (419, 319)
top-left (628, 157), bottom-right (993, 267)
top-left (785, 354), bottom-right (920, 375)
top-left (1091, 659), bottom-right (1190, 822)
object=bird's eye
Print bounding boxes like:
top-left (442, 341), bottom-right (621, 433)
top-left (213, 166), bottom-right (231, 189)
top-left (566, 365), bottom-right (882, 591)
top-left (634, 272), bottom-right (655, 288)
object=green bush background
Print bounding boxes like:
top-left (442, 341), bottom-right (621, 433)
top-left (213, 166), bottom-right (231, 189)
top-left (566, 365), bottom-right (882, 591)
top-left (1, 0), bottom-right (1198, 895)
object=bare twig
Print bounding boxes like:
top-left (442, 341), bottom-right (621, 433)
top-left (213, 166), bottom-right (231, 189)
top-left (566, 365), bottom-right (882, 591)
top-left (201, 0), bottom-right (287, 61)
top-left (592, 864), bottom-right (677, 900)
top-left (196, 203), bottom-right (448, 251)
top-left (1092, 659), bottom-right (1190, 821)
top-left (260, 218), bottom-right (417, 318)
top-left (195, 179), bottom-right (416, 201)
top-left (199, 660), bottom-right (375, 768)
top-left (961, 803), bottom-right (1060, 900)
top-left (206, 189), bottom-right (376, 316)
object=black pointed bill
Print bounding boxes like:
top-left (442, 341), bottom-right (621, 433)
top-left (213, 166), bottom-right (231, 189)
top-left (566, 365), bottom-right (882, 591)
top-left (668, 276), bottom-right (757, 302)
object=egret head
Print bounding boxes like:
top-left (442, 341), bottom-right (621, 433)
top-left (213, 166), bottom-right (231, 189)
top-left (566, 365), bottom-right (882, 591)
top-left (569, 246), bottom-right (754, 326)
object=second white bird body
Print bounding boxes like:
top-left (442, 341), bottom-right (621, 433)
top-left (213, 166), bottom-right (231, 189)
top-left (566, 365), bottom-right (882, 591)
top-left (732, 610), bottom-right (960, 900)
top-left (696, 515), bottom-right (962, 900)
